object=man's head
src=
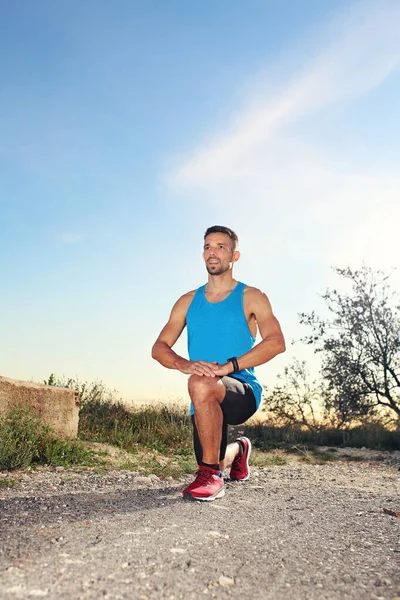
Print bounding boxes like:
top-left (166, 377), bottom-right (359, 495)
top-left (203, 225), bottom-right (240, 276)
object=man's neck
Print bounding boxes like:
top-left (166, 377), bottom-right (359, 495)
top-left (206, 272), bottom-right (237, 293)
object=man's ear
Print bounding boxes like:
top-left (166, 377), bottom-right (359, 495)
top-left (232, 250), bottom-right (241, 263)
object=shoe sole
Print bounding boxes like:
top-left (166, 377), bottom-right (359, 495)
top-left (183, 487), bottom-right (225, 502)
top-left (230, 437), bottom-right (252, 481)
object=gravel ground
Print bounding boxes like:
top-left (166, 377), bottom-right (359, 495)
top-left (0, 460), bottom-right (399, 600)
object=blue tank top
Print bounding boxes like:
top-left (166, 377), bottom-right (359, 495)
top-left (186, 281), bottom-right (262, 415)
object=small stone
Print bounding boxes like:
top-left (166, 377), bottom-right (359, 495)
top-left (219, 576), bottom-right (235, 587)
top-left (135, 477), bottom-right (153, 484)
top-left (170, 548), bottom-right (186, 554)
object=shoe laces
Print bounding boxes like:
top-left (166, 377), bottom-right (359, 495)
top-left (194, 468), bottom-right (218, 486)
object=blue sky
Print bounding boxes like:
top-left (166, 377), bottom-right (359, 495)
top-left (1, 0), bottom-right (399, 404)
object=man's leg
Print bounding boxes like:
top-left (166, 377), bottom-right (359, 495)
top-left (217, 377), bottom-right (257, 479)
top-left (190, 415), bottom-right (245, 473)
top-left (183, 376), bottom-right (257, 500)
top-left (187, 374), bottom-right (226, 466)
top-left (181, 375), bottom-right (226, 501)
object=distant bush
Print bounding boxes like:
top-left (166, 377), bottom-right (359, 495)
top-left (44, 374), bottom-right (119, 410)
top-left (79, 398), bottom-right (193, 455)
top-left (230, 420), bottom-right (400, 451)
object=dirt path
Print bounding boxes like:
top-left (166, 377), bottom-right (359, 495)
top-left (0, 462), bottom-right (399, 600)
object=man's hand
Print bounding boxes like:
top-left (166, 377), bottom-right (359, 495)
top-left (213, 362), bottom-right (234, 377)
top-left (174, 358), bottom-right (220, 377)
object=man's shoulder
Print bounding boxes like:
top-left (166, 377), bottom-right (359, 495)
top-left (243, 285), bottom-right (271, 309)
top-left (175, 288), bottom-right (198, 309)
top-left (243, 285), bottom-right (264, 297)
top-left (182, 288), bottom-right (198, 300)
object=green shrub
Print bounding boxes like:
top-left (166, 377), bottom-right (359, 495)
top-left (0, 407), bottom-right (49, 469)
top-left (0, 406), bottom-right (94, 471)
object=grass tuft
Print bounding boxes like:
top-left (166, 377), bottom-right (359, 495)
top-left (0, 478), bottom-right (18, 488)
top-left (250, 449), bottom-right (288, 466)
top-left (42, 438), bottom-right (94, 467)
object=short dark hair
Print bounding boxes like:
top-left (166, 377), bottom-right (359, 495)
top-left (204, 225), bottom-right (238, 250)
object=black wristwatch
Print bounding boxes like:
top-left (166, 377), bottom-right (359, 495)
top-left (227, 357), bottom-right (240, 373)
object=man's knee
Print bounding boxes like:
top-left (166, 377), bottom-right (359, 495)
top-left (188, 374), bottom-right (225, 402)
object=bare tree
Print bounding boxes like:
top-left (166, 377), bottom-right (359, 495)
top-left (263, 359), bottom-right (325, 430)
top-left (299, 266), bottom-right (400, 423)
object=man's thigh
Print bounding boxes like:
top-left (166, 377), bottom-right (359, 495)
top-left (220, 376), bottom-right (257, 425)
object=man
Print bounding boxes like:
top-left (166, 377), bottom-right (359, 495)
top-left (152, 225), bottom-right (285, 501)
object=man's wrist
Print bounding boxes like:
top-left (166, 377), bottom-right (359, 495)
top-left (226, 361), bottom-right (235, 374)
top-left (226, 356), bottom-right (240, 373)
top-left (173, 357), bottom-right (188, 370)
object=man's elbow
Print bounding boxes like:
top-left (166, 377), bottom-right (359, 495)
top-left (151, 342), bottom-right (160, 361)
top-left (152, 340), bottom-right (170, 362)
top-left (276, 336), bottom-right (286, 355)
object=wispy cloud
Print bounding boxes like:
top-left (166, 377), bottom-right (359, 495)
top-left (166, 1), bottom-right (400, 282)
top-left (169, 0), bottom-right (400, 188)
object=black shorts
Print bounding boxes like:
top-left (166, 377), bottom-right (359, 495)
top-left (191, 375), bottom-right (257, 464)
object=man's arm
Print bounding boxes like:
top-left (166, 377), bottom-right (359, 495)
top-left (151, 292), bottom-right (219, 377)
top-left (214, 287), bottom-right (285, 376)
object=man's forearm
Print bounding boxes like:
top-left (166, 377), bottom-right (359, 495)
top-left (151, 341), bottom-right (187, 370)
top-left (235, 336), bottom-right (286, 371)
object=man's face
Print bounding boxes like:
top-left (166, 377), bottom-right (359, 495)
top-left (202, 232), bottom-right (238, 275)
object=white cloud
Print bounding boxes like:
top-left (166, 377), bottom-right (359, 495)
top-left (169, 0), bottom-right (400, 189)
top-left (166, 0), bottom-right (400, 284)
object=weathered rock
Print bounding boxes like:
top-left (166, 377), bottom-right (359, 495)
top-left (0, 376), bottom-right (79, 438)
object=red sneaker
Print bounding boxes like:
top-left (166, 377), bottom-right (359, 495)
top-left (182, 466), bottom-right (225, 501)
top-left (229, 437), bottom-right (252, 481)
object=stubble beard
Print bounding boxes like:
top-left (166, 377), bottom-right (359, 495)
top-left (206, 263), bottom-right (230, 276)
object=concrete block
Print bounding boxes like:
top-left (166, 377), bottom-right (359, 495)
top-left (0, 376), bottom-right (79, 438)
